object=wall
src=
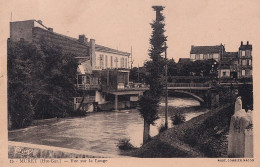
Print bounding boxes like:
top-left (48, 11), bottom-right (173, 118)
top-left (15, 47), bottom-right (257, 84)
top-left (10, 20), bottom-right (34, 42)
top-left (190, 53), bottom-right (220, 62)
top-left (94, 51), bottom-right (129, 70)
top-left (32, 27), bottom-right (90, 58)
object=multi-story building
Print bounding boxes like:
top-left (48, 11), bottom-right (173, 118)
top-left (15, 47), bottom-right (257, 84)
top-left (238, 41), bottom-right (252, 78)
top-left (9, 20), bottom-right (132, 112)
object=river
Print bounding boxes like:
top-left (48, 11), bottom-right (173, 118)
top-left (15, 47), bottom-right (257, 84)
top-left (8, 97), bottom-right (207, 156)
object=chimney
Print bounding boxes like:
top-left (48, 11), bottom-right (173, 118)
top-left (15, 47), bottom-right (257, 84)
top-left (247, 41), bottom-right (249, 45)
top-left (48, 28), bottom-right (53, 32)
top-left (241, 41), bottom-right (243, 46)
top-left (89, 39), bottom-right (96, 67)
top-left (37, 20), bottom-right (42, 24)
top-left (79, 35), bottom-right (88, 43)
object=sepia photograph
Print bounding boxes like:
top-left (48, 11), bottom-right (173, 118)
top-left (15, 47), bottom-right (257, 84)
top-left (0, 0), bottom-right (259, 166)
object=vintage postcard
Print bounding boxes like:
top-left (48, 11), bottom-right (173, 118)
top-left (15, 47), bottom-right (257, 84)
top-left (0, 0), bottom-right (259, 167)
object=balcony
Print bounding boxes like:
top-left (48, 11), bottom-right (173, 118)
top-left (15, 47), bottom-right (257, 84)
top-left (75, 84), bottom-right (101, 90)
top-left (116, 83), bottom-right (149, 91)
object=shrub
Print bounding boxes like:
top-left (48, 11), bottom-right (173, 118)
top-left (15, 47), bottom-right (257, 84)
top-left (171, 112), bottom-right (186, 125)
top-left (117, 138), bottom-right (136, 150)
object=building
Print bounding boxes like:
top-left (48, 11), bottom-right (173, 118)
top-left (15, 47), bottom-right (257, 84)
top-left (238, 41), bottom-right (252, 78)
top-left (190, 44), bottom-right (225, 62)
top-left (9, 19), bottom-right (134, 112)
top-left (189, 42), bottom-right (253, 79)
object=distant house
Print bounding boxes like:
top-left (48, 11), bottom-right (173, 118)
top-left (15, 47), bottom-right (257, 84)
top-left (190, 45), bottom-right (225, 62)
top-left (218, 52), bottom-right (238, 78)
top-left (189, 42), bottom-right (252, 79)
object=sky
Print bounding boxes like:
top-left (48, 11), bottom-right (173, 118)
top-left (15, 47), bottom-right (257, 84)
top-left (0, 0), bottom-right (260, 68)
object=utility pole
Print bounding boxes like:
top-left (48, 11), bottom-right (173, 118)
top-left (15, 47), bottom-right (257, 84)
top-left (131, 46), bottom-right (133, 69)
top-left (138, 64), bottom-right (140, 83)
top-left (164, 42), bottom-right (168, 129)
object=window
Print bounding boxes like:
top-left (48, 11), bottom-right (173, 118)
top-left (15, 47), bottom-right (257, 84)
top-left (111, 56), bottom-right (113, 68)
top-left (242, 60), bottom-right (247, 66)
top-left (115, 57), bottom-right (118, 68)
top-left (209, 54), bottom-right (213, 59)
top-left (246, 50), bottom-right (251, 57)
top-left (105, 55), bottom-right (108, 68)
top-left (86, 76), bottom-right (91, 84)
top-left (120, 57), bottom-right (124, 68)
top-left (248, 59), bottom-right (252, 66)
top-left (242, 70), bottom-right (245, 76)
top-left (195, 54), bottom-right (200, 60)
top-left (223, 72), bottom-right (226, 76)
top-left (125, 58), bottom-right (128, 68)
top-left (99, 54), bottom-right (104, 68)
top-left (242, 51), bottom-right (245, 57)
top-left (203, 54), bottom-right (208, 60)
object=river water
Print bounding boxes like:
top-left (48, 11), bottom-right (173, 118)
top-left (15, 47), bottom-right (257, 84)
top-left (8, 97), bottom-right (206, 156)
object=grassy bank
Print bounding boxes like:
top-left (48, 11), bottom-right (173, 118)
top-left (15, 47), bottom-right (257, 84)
top-left (124, 104), bottom-right (233, 157)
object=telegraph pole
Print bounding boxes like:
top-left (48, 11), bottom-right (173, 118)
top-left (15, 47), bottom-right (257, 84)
top-left (164, 42), bottom-right (168, 129)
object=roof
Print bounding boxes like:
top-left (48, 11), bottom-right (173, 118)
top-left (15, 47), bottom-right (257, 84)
top-left (33, 26), bottom-right (130, 56)
top-left (222, 52), bottom-right (238, 60)
top-left (77, 61), bottom-right (92, 74)
top-left (239, 44), bottom-right (252, 50)
top-left (95, 44), bottom-right (130, 56)
top-left (190, 45), bottom-right (224, 54)
top-left (178, 58), bottom-right (190, 64)
top-left (14, 20), bottom-right (130, 57)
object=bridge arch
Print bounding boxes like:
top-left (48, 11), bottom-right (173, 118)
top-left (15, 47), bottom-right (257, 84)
top-left (168, 90), bottom-right (205, 103)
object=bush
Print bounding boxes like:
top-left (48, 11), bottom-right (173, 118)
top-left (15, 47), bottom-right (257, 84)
top-left (117, 138), bottom-right (136, 150)
top-left (158, 124), bottom-right (167, 133)
top-left (171, 112), bottom-right (186, 125)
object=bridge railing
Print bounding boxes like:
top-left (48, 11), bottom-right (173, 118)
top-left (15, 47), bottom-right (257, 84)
top-left (167, 83), bottom-right (210, 88)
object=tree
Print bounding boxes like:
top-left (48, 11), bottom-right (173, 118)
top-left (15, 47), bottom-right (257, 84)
top-left (139, 6), bottom-right (167, 144)
top-left (8, 40), bottom-right (37, 128)
top-left (33, 38), bottom-right (78, 119)
top-left (8, 38), bottom-right (78, 128)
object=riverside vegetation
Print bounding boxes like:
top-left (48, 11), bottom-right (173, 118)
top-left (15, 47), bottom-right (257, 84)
top-left (8, 39), bottom-right (79, 129)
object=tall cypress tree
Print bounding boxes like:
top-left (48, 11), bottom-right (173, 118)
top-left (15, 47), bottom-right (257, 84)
top-left (139, 6), bottom-right (167, 144)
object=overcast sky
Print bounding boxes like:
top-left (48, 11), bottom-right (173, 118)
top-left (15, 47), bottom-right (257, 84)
top-left (1, 0), bottom-right (260, 67)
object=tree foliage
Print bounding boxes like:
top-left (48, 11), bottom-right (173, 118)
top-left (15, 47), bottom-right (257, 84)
top-left (8, 39), bottom-right (78, 129)
top-left (138, 6), bottom-right (167, 143)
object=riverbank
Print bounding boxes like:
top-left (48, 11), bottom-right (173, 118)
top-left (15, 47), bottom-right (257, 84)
top-left (124, 104), bottom-right (233, 157)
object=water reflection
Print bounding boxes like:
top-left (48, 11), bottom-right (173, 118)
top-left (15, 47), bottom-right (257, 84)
top-left (9, 97), bottom-right (205, 156)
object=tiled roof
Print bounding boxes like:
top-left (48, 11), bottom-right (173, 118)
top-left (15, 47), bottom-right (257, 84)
top-left (190, 45), bottom-right (224, 54)
top-left (95, 44), bottom-right (130, 56)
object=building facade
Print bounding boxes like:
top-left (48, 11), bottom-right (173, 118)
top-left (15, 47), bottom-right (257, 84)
top-left (190, 44), bottom-right (225, 62)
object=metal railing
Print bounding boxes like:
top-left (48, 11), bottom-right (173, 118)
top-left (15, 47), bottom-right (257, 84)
top-left (75, 84), bottom-right (101, 90)
top-left (167, 83), bottom-right (210, 88)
